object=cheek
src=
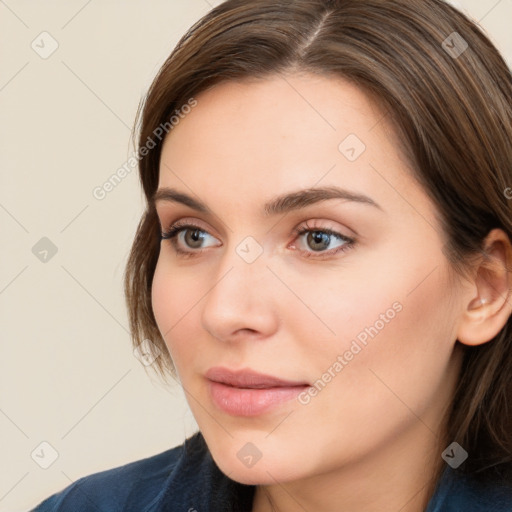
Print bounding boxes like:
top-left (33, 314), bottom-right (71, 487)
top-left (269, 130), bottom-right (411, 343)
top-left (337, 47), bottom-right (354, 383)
top-left (151, 258), bottom-right (197, 358)
top-left (151, 259), bottom-right (174, 336)
top-left (280, 247), bottom-right (458, 397)
top-left (287, 234), bottom-right (454, 355)
top-left (151, 255), bottom-right (220, 379)
top-left (300, 261), bottom-right (458, 421)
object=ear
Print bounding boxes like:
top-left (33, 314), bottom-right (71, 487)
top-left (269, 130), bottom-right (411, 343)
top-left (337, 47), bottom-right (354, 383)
top-left (457, 228), bottom-right (512, 346)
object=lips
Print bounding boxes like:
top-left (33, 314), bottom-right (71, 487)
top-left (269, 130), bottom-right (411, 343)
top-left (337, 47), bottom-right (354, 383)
top-left (205, 367), bottom-right (310, 416)
top-left (205, 367), bottom-right (309, 389)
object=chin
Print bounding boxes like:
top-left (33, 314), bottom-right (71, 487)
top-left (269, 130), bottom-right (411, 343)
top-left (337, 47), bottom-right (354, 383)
top-left (224, 466), bottom-right (276, 486)
top-left (209, 446), bottom-right (303, 486)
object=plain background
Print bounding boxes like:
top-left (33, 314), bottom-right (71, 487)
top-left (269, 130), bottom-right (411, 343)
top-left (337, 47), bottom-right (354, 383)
top-left (1, 1), bottom-right (511, 510)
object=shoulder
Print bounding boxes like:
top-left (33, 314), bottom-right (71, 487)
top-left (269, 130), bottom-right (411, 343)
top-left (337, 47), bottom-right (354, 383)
top-left (30, 433), bottom-right (196, 512)
top-left (427, 467), bottom-right (512, 512)
top-left (31, 432), bottom-right (255, 512)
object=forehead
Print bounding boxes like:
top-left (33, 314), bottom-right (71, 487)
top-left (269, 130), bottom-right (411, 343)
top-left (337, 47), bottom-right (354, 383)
top-left (157, 73), bottom-right (418, 216)
top-left (161, 73), bottom-right (393, 160)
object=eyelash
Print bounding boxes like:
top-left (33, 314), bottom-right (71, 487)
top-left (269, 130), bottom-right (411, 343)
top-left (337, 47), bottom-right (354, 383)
top-left (160, 220), bottom-right (356, 259)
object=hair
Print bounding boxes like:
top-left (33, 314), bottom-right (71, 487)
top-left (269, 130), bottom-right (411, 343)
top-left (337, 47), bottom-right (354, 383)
top-left (124, 0), bottom-right (512, 485)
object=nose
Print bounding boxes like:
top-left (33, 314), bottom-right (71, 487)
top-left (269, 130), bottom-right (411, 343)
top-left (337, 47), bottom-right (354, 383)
top-left (200, 245), bottom-right (279, 343)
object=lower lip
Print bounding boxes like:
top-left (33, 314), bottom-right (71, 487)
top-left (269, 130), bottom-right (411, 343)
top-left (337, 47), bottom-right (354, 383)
top-left (208, 381), bottom-right (308, 416)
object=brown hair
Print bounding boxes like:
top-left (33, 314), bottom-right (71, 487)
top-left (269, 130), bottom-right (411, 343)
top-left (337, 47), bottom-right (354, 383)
top-left (124, 0), bottom-right (512, 483)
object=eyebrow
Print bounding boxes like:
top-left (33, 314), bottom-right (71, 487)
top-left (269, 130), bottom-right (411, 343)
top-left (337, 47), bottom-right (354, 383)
top-left (152, 186), bottom-right (382, 216)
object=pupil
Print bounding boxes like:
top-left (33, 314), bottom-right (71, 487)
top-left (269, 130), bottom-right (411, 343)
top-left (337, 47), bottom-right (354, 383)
top-left (308, 231), bottom-right (329, 251)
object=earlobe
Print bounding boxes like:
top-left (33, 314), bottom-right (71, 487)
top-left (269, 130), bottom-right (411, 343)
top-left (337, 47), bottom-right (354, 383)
top-left (456, 229), bottom-right (512, 347)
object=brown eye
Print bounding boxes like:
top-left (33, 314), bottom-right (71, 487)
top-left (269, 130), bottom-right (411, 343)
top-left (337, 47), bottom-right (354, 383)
top-left (291, 225), bottom-right (356, 259)
top-left (307, 231), bottom-right (331, 251)
top-left (160, 222), bottom-right (221, 255)
top-left (184, 228), bottom-right (206, 248)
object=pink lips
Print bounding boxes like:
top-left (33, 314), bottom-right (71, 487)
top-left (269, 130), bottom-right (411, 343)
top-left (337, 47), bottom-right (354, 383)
top-left (205, 367), bottom-right (309, 417)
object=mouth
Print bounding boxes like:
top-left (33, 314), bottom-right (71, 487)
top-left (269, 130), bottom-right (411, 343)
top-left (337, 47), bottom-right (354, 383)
top-left (205, 367), bottom-right (310, 416)
top-left (205, 366), bottom-right (310, 388)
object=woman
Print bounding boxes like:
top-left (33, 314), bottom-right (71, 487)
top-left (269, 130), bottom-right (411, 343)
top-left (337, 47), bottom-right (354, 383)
top-left (32, 0), bottom-right (512, 510)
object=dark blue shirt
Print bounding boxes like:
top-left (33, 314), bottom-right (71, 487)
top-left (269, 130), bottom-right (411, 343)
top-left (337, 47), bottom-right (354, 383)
top-left (31, 432), bottom-right (512, 511)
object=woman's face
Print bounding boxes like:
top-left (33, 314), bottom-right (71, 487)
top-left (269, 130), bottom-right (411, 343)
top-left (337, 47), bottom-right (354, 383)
top-left (152, 73), bottom-right (465, 485)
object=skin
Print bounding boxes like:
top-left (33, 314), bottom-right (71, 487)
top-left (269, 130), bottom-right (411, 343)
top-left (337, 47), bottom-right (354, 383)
top-left (151, 73), bottom-right (512, 512)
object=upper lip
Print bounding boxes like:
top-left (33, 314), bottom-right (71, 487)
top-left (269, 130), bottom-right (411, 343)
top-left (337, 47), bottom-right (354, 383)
top-left (205, 367), bottom-right (309, 389)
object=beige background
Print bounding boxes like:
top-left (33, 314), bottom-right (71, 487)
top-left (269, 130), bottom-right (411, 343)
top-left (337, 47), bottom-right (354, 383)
top-left (1, 1), bottom-right (511, 510)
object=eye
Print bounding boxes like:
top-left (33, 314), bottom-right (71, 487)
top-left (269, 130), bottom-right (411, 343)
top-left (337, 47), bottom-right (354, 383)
top-left (160, 221), bottom-right (220, 255)
top-left (290, 222), bottom-right (355, 258)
